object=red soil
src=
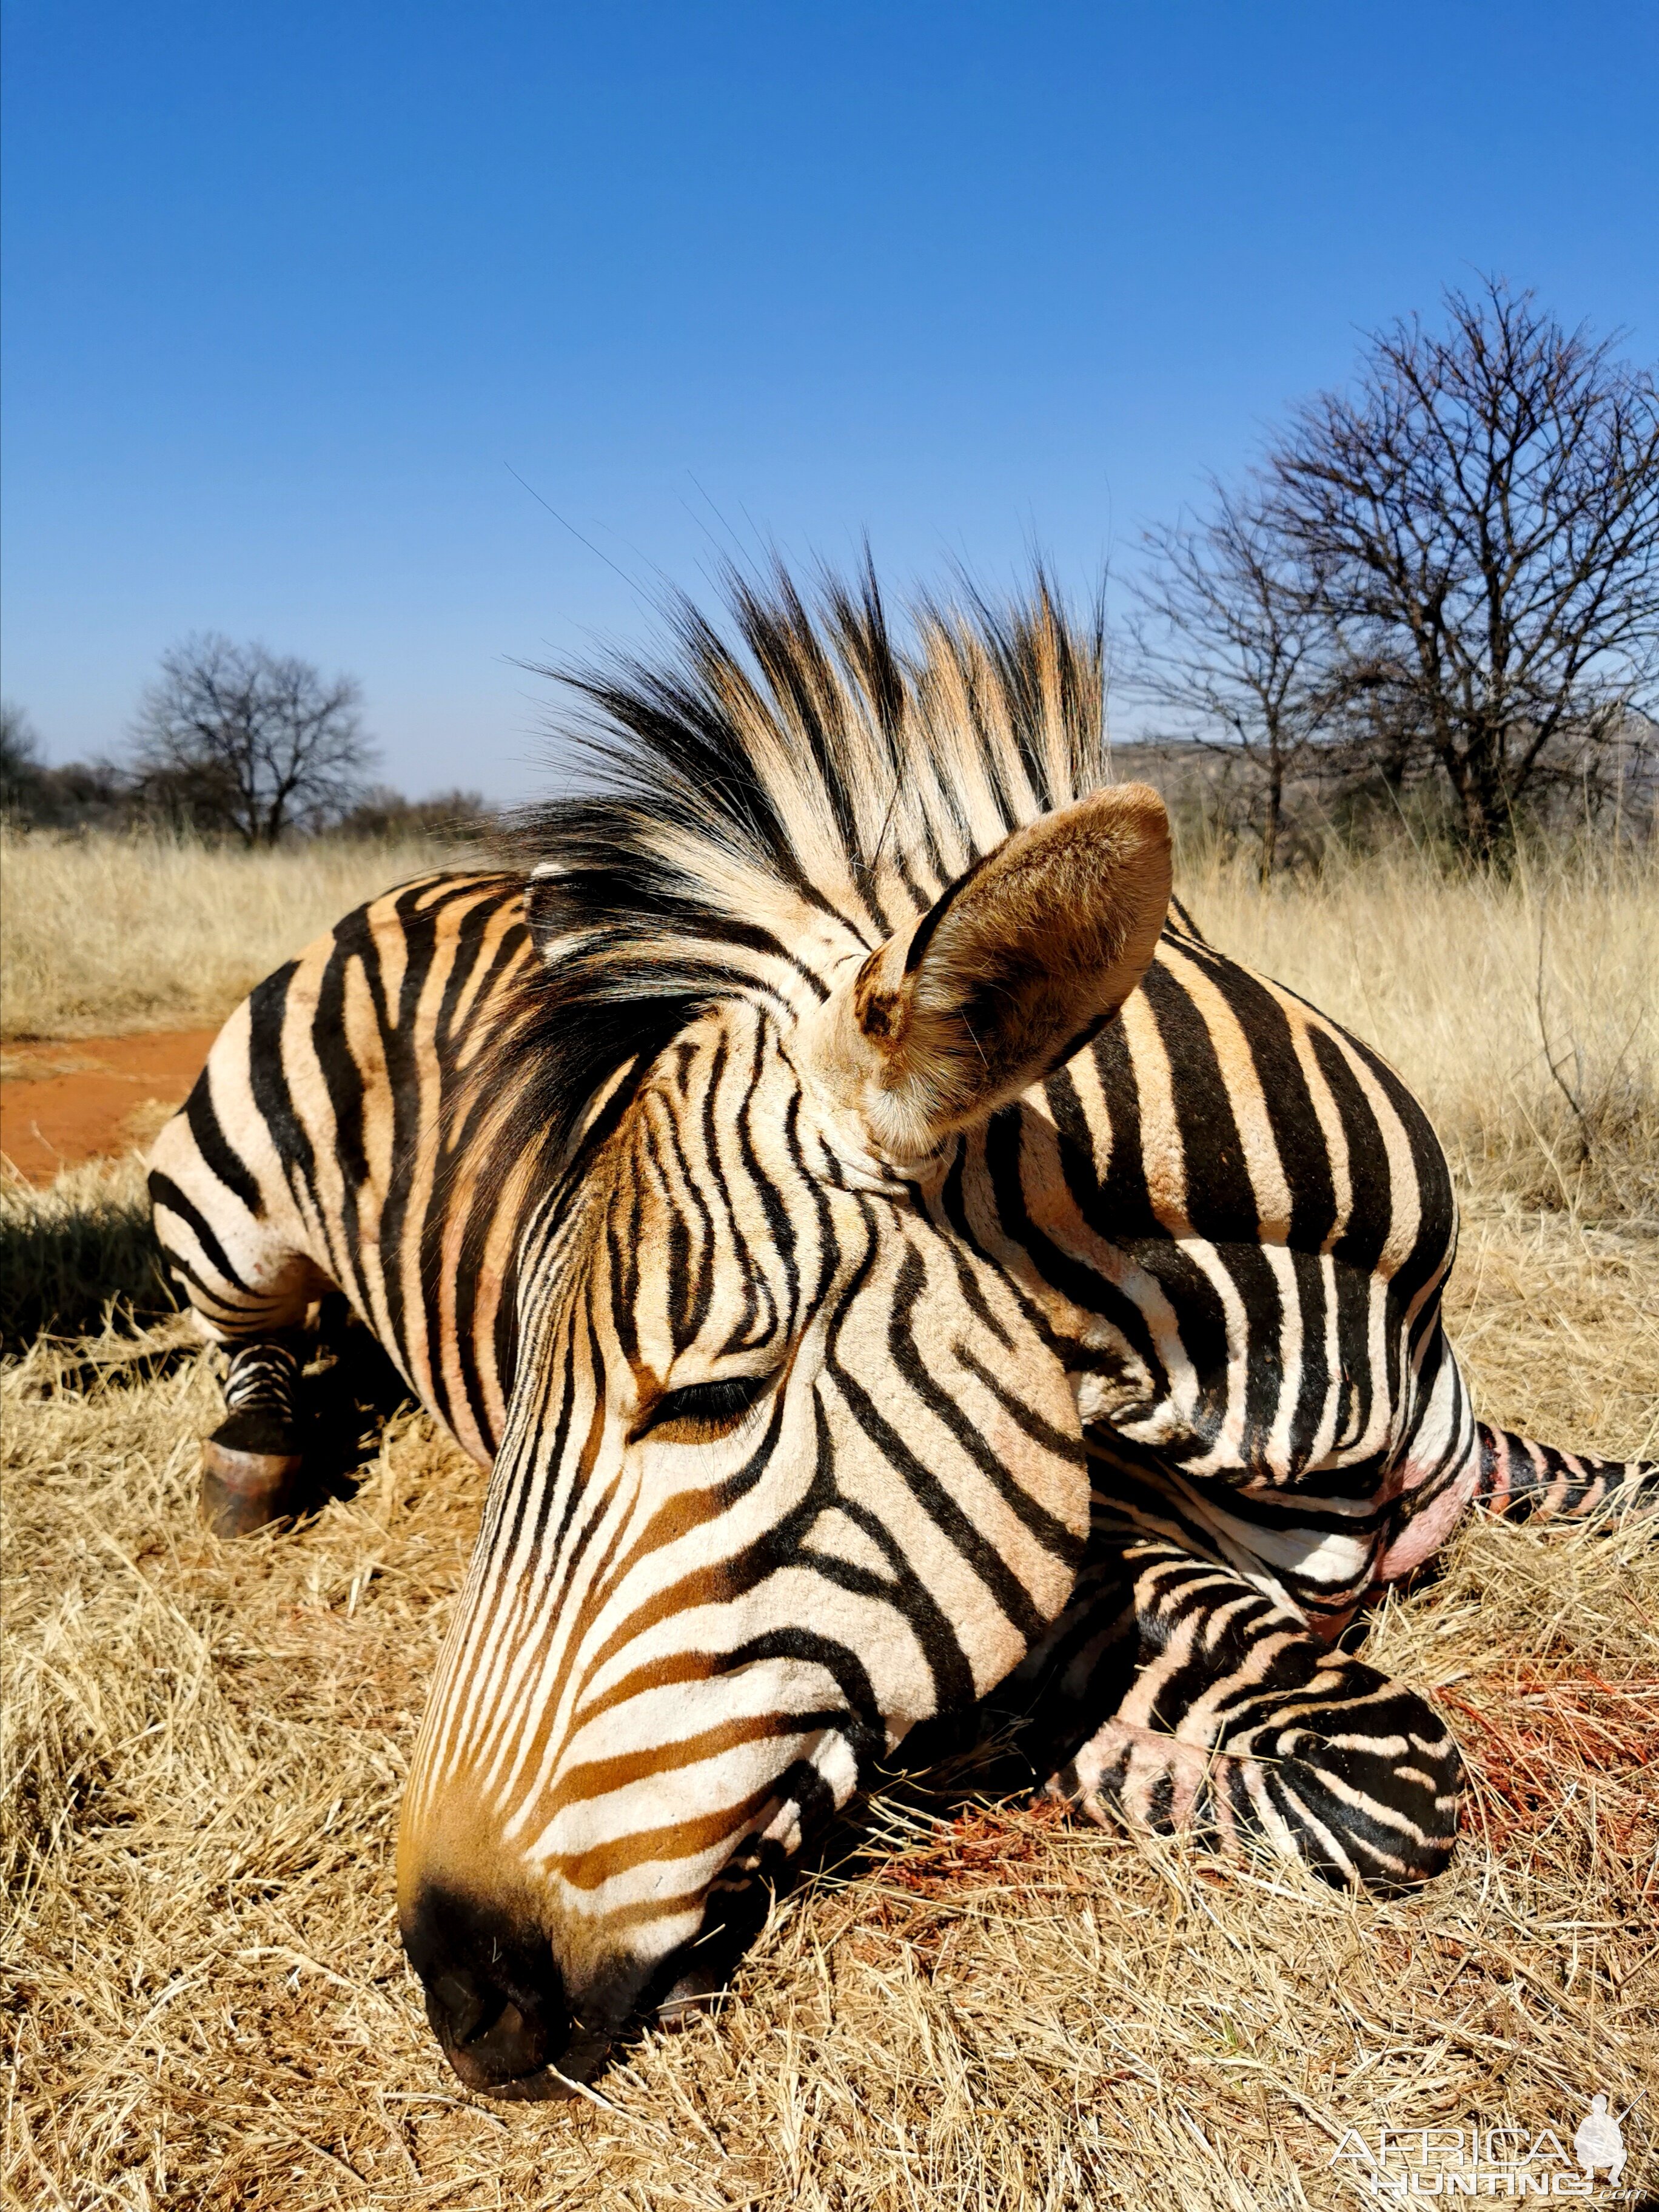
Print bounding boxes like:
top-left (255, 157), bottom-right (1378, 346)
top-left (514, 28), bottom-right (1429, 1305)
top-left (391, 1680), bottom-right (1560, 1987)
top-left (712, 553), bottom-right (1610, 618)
top-left (0, 1030), bottom-right (219, 1187)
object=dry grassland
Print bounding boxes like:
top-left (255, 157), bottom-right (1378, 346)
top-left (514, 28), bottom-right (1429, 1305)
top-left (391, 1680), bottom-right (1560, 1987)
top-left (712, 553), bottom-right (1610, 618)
top-left (0, 831), bottom-right (457, 1043)
top-left (2, 837), bottom-right (1657, 2209)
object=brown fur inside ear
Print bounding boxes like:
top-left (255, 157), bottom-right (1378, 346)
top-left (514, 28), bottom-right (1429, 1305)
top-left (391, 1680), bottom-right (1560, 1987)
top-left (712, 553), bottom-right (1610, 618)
top-left (805, 785), bottom-right (1171, 1159)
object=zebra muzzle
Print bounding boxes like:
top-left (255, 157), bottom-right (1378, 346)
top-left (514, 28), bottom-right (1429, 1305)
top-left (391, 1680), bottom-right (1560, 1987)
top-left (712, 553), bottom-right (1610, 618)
top-left (401, 1883), bottom-right (599, 2099)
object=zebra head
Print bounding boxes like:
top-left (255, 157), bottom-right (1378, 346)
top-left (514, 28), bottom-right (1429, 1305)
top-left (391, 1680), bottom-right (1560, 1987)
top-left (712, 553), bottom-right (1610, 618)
top-left (397, 776), bottom-right (1171, 2096)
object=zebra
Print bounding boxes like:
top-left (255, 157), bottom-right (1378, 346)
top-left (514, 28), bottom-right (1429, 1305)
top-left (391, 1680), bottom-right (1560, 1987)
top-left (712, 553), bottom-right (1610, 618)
top-left (148, 569), bottom-right (1655, 2100)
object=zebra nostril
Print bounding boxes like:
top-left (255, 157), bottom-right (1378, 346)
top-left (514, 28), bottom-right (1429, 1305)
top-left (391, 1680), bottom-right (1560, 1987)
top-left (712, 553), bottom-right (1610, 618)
top-left (401, 1886), bottom-right (571, 2093)
top-left (422, 1970), bottom-right (549, 2080)
top-left (430, 1969), bottom-right (492, 2046)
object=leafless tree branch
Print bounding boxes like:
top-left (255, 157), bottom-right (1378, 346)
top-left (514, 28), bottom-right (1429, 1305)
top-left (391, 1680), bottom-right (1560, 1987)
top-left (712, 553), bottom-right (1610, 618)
top-left (130, 636), bottom-right (376, 846)
top-left (1264, 278), bottom-right (1659, 861)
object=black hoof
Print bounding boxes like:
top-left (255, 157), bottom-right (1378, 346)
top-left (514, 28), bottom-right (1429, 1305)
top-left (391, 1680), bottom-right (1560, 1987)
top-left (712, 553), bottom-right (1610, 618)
top-left (200, 1413), bottom-right (308, 1536)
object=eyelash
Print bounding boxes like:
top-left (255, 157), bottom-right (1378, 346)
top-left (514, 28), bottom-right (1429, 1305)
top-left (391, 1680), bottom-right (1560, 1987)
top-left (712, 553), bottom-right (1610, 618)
top-left (637, 1372), bottom-right (771, 1442)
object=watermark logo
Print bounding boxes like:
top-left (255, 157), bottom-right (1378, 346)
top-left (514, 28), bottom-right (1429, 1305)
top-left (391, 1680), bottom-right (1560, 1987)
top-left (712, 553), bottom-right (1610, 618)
top-left (1331, 2099), bottom-right (1642, 2199)
top-left (1575, 2100), bottom-right (1627, 2191)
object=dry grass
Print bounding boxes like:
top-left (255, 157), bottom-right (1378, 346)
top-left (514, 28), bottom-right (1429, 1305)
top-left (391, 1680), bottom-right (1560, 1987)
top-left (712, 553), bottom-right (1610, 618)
top-left (2, 839), bottom-right (1657, 2208)
top-left (0, 830), bottom-right (462, 1041)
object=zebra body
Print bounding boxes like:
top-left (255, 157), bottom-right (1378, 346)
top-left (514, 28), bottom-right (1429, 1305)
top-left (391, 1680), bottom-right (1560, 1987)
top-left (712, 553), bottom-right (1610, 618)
top-left (149, 573), bottom-right (1654, 2097)
top-left (151, 871), bottom-right (537, 1471)
top-left (153, 874), bottom-right (1483, 1621)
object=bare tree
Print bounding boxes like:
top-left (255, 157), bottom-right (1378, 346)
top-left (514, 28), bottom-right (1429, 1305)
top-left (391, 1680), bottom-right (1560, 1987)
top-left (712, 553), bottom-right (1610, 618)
top-left (2, 703), bottom-right (43, 818)
top-left (1265, 280), bottom-right (1659, 861)
top-left (131, 636), bottom-right (375, 845)
top-left (1, 701), bottom-right (45, 815)
top-left (1125, 485), bottom-right (1347, 879)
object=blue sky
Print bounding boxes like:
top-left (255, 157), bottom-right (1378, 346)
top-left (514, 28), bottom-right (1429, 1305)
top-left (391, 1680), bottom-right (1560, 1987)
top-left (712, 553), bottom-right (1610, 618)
top-left (4, 2), bottom-right (1656, 798)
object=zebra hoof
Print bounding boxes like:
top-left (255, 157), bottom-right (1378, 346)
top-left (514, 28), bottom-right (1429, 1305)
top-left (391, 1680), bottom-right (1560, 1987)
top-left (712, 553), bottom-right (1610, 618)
top-left (200, 1431), bottom-right (307, 1536)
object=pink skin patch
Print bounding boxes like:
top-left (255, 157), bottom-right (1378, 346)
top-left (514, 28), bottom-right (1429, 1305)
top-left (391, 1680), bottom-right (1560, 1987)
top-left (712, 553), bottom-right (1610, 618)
top-left (1374, 1462), bottom-right (1480, 1584)
top-left (1284, 1444), bottom-right (1484, 1643)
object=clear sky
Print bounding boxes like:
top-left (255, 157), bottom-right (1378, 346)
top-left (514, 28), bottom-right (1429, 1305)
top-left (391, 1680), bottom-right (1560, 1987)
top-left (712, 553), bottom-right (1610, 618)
top-left (4, 1), bottom-right (1656, 798)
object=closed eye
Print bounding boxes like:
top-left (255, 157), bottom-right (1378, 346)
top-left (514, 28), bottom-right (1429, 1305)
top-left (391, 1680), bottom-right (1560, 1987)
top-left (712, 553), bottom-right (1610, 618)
top-left (634, 1371), bottom-right (773, 1444)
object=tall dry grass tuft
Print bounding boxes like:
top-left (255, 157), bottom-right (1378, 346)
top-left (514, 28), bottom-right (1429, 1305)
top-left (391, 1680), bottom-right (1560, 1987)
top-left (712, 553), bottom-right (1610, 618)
top-left (0, 829), bottom-right (466, 1041)
top-left (1, 832), bottom-right (1655, 2207)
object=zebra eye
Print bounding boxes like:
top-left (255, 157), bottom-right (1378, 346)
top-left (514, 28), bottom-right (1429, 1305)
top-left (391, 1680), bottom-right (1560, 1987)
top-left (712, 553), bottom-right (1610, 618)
top-left (636, 1371), bottom-right (771, 1444)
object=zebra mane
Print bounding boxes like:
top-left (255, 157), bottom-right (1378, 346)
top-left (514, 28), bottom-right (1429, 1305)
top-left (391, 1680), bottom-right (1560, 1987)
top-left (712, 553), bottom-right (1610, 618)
top-left (492, 562), bottom-right (1111, 1173)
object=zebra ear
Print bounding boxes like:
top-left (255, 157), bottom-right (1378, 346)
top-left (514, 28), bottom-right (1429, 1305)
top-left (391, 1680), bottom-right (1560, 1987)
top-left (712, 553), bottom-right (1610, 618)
top-left (802, 784), bottom-right (1172, 1158)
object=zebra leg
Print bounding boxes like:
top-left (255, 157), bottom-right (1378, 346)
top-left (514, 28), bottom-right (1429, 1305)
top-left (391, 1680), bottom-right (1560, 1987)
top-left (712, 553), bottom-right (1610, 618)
top-left (201, 1337), bottom-right (310, 1536)
top-left (1031, 1534), bottom-right (1465, 1890)
top-left (150, 1092), bottom-right (331, 1537)
top-left (1475, 1422), bottom-right (1657, 1528)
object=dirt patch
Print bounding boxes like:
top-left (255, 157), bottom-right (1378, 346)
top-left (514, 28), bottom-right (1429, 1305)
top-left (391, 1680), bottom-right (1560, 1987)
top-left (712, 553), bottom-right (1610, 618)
top-left (0, 1029), bottom-right (218, 1185)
